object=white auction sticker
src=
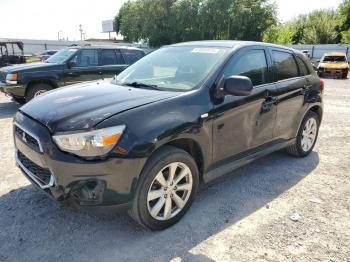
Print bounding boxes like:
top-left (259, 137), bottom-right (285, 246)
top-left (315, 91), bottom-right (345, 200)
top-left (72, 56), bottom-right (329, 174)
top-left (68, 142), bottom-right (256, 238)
top-left (191, 48), bottom-right (220, 54)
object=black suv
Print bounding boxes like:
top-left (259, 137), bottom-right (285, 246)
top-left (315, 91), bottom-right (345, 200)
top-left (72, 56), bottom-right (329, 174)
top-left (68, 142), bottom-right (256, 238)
top-left (0, 45), bottom-right (145, 103)
top-left (13, 41), bottom-right (323, 230)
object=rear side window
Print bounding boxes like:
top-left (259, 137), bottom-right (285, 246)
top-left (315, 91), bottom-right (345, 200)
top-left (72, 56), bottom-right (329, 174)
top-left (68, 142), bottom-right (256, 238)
top-left (121, 49), bottom-right (145, 64)
top-left (273, 51), bottom-right (299, 80)
top-left (223, 49), bottom-right (269, 86)
top-left (100, 49), bottom-right (124, 65)
top-left (296, 56), bottom-right (310, 76)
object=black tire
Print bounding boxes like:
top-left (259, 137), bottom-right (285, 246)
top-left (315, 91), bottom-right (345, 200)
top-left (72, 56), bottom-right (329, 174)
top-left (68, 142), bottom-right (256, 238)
top-left (26, 83), bottom-right (52, 102)
top-left (12, 96), bottom-right (25, 104)
top-left (317, 71), bottom-right (323, 78)
top-left (286, 111), bottom-right (320, 157)
top-left (129, 146), bottom-right (199, 230)
top-left (342, 71), bottom-right (348, 79)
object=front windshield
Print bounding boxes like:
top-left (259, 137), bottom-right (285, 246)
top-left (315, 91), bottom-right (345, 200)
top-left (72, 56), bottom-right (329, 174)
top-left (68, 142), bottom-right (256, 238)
top-left (115, 46), bottom-right (229, 91)
top-left (46, 48), bottom-right (78, 63)
top-left (322, 56), bottom-right (347, 62)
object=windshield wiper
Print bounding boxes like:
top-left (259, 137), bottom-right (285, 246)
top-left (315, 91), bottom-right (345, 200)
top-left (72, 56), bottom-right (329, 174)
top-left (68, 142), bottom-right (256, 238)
top-left (122, 82), bottom-right (161, 90)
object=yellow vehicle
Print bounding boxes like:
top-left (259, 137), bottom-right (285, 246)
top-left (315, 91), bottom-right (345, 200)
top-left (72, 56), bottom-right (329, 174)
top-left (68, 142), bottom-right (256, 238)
top-left (317, 52), bottom-right (349, 79)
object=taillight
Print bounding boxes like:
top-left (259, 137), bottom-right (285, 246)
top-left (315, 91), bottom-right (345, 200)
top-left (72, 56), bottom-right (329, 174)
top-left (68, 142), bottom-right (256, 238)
top-left (320, 79), bottom-right (324, 93)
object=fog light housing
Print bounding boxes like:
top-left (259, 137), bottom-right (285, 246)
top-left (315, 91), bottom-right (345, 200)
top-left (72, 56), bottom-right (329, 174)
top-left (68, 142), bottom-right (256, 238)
top-left (70, 180), bottom-right (106, 205)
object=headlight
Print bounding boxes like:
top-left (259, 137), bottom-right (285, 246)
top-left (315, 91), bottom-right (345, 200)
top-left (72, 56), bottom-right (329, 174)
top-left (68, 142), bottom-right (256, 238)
top-left (6, 73), bottom-right (18, 84)
top-left (52, 125), bottom-right (126, 157)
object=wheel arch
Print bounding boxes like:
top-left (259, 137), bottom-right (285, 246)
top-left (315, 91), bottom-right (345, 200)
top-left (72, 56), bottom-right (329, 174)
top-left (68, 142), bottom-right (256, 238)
top-left (143, 138), bottom-right (205, 182)
top-left (308, 104), bottom-right (323, 123)
top-left (25, 78), bottom-right (58, 97)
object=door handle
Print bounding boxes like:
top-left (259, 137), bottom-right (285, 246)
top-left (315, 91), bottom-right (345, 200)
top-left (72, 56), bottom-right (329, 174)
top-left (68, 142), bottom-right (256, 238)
top-left (261, 97), bottom-right (277, 113)
top-left (301, 84), bottom-right (312, 95)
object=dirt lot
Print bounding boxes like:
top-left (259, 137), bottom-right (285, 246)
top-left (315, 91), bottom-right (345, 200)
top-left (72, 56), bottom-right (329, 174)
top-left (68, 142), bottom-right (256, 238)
top-left (0, 79), bottom-right (349, 262)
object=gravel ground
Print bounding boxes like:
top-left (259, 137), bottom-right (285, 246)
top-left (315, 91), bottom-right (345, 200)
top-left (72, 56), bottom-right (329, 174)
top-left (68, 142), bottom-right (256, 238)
top-left (0, 78), bottom-right (349, 262)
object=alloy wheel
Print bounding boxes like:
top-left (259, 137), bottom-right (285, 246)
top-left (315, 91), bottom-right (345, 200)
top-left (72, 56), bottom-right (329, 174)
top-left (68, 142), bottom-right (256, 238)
top-left (301, 117), bottom-right (317, 152)
top-left (34, 90), bottom-right (47, 97)
top-left (147, 162), bottom-right (193, 221)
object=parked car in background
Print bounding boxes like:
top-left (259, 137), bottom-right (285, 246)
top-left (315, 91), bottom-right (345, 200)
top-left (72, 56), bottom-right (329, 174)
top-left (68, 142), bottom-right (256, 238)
top-left (0, 45), bottom-right (145, 103)
top-left (23, 53), bottom-right (42, 63)
top-left (38, 50), bottom-right (58, 61)
top-left (317, 52), bottom-right (349, 79)
top-left (13, 41), bottom-right (323, 230)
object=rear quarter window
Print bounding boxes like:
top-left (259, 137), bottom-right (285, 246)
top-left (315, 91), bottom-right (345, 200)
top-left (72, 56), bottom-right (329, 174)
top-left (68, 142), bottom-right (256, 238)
top-left (121, 49), bottom-right (145, 65)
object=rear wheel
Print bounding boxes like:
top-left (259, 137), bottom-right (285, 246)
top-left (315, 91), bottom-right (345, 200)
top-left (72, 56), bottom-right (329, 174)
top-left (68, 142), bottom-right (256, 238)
top-left (129, 146), bottom-right (199, 230)
top-left (26, 83), bottom-right (52, 102)
top-left (342, 70), bottom-right (348, 79)
top-left (286, 111), bottom-right (320, 157)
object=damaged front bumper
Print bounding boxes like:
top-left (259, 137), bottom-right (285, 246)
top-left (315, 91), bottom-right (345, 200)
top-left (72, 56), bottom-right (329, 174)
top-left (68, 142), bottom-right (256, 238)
top-left (13, 112), bottom-right (147, 212)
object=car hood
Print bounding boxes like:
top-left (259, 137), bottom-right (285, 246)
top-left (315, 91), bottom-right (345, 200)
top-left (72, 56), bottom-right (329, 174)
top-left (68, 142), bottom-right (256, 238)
top-left (20, 81), bottom-right (179, 132)
top-left (0, 62), bottom-right (60, 73)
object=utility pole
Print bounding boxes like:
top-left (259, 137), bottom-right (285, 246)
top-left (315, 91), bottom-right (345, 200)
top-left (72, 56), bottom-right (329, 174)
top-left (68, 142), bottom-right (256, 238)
top-left (79, 24), bottom-right (83, 41)
top-left (57, 30), bottom-right (62, 41)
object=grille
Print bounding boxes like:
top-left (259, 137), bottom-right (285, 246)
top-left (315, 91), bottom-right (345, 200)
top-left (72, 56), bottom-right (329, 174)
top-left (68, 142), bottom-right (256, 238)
top-left (14, 125), bottom-right (41, 152)
top-left (17, 151), bottom-right (51, 185)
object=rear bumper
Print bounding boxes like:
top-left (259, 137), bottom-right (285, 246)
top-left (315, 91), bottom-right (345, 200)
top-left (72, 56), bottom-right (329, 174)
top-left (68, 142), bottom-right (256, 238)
top-left (13, 112), bottom-right (147, 211)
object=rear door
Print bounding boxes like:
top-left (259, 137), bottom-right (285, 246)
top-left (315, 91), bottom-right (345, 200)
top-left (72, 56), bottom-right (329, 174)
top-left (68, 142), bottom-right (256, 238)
top-left (62, 49), bottom-right (101, 86)
top-left (212, 47), bottom-right (277, 164)
top-left (271, 49), bottom-right (307, 140)
top-left (99, 49), bottom-right (128, 79)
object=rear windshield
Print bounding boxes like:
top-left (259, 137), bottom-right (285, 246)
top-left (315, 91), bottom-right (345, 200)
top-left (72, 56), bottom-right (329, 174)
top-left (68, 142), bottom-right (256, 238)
top-left (322, 56), bottom-right (347, 62)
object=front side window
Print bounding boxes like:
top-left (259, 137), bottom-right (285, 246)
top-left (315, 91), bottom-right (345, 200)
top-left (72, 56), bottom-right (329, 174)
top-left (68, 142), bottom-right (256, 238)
top-left (223, 49), bottom-right (269, 86)
top-left (71, 49), bottom-right (99, 67)
top-left (273, 51), bottom-right (299, 81)
top-left (115, 46), bottom-right (229, 91)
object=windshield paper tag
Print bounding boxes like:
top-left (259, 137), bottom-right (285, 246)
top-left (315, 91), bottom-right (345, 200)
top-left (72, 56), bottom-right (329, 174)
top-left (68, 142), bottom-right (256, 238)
top-left (191, 48), bottom-right (220, 54)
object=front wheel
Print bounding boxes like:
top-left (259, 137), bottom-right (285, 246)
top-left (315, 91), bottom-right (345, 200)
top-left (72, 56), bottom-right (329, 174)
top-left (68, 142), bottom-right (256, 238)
top-left (129, 146), bottom-right (199, 230)
top-left (342, 70), bottom-right (348, 79)
top-left (26, 83), bottom-right (52, 102)
top-left (286, 111), bottom-right (320, 157)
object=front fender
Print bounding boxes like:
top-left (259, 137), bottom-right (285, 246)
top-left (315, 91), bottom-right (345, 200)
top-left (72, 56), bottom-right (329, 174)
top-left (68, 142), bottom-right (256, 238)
top-left (97, 90), bottom-right (213, 171)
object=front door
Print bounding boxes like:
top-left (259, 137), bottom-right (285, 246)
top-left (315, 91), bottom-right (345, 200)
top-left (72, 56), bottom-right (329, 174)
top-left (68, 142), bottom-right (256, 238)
top-left (212, 47), bottom-right (277, 164)
top-left (63, 49), bottom-right (101, 86)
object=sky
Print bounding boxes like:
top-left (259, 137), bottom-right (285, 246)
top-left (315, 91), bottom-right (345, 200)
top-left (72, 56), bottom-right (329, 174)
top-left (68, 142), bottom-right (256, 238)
top-left (0, 0), bottom-right (343, 41)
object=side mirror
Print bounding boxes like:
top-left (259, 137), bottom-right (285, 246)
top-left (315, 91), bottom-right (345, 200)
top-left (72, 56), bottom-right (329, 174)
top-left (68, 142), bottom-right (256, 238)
top-left (223, 76), bottom-right (253, 96)
top-left (67, 60), bottom-right (76, 68)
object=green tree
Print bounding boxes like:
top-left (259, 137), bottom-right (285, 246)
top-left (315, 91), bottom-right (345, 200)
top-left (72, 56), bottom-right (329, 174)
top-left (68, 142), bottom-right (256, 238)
top-left (264, 9), bottom-right (340, 44)
top-left (115, 0), bottom-right (277, 47)
top-left (339, 0), bottom-right (350, 43)
top-left (301, 10), bottom-right (339, 44)
top-left (263, 24), bottom-right (293, 44)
